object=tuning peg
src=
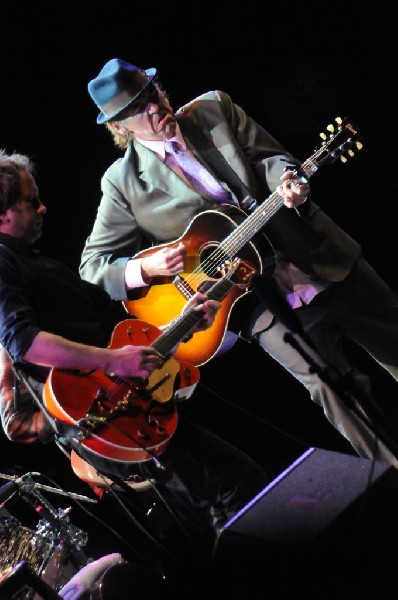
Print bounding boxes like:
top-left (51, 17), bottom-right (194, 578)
top-left (340, 156), bottom-right (348, 163)
top-left (326, 124), bottom-right (335, 133)
top-left (335, 117), bottom-right (342, 125)
top-left (356, 141), bottom-right (363, 150)
top-left (348, 149), bottom-right (355, 157)
top-left (320, 132), bottom-right (327, 140)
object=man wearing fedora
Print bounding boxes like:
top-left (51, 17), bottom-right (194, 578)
top-left (80, 57), bottom-right (398, 467)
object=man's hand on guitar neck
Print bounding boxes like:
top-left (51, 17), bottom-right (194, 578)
top-left (278, 170), bottom-right (309, 209)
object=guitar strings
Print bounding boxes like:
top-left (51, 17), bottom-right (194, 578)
top-left (175, 138), bottom-right (335, 295)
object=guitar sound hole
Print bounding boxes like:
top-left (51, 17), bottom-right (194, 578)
top-left (200, 244), bottom-right (231, 278)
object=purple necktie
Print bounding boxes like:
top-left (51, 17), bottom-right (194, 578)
top-left (164, 140), bottom-right (232, 203)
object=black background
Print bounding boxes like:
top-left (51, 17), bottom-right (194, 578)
top-left (0, 0), bottom-right (394, 579)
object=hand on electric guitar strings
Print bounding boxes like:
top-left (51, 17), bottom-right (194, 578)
top-left (105, 344), bottom-right (163, 378)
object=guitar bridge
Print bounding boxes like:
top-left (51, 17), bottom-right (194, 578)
top-left (173, 275), bottom-right (195, 300)
top-left (81, 389), bottom-right (147, 433)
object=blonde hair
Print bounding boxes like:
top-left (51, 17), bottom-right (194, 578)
top-left (105, 123), bottom-right (134, 150)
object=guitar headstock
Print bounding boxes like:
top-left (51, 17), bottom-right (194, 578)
top-left (317, 117), bottom-right (363, 165)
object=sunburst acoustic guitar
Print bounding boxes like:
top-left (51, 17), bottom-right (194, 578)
top-left (123, 118), bottom-right (363, 366)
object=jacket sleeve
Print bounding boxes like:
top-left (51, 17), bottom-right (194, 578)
top-left (79, 153), bottom-right (151, 301)
top-left (215, 90), bottom-right (302, 193)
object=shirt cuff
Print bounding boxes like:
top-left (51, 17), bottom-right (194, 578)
top-left (124, 258), bottom-right (148, 289)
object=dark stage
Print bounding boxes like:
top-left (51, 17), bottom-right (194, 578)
top-left (0, 2), bottom-right (396, 598)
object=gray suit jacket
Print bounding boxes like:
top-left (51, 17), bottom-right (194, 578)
top-left (80, 90), bottom-right (361, 301)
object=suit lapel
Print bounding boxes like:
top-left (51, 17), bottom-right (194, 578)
top-left (133, 140), bottom-right (200, 201)
top-left (133, 138), bottom-right (225, 205)
top-left (177, 115), bottom-right (253, 203)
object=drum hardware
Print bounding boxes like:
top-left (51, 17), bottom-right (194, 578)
top-left (0, 471), bottom-right (97, 599)
top-left (0, 471), bottom-right (98, 504)
top-left (0, 560), bottom-right (61, 599)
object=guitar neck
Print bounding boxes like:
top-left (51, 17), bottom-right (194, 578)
top-left (152, 273), bottom-right (236, 357)
top-left (218, 159), bottom-right (319, 259)
top-left (218, 117), bottom-right (362, 259)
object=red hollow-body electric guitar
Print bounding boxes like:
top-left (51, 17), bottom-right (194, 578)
top-left (43, 269), bottom-right (239, 464)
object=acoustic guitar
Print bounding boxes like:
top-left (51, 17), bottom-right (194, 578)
top-left (123, 118), bottom-right (363, 366)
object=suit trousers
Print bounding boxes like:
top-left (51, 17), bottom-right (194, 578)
top-left (251, 255), bottom-right (398, 467)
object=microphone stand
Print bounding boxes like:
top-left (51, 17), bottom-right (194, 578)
top-left (249, 273), bottom-right (398, 460)
top-left (283, 332), bottom-right (398, 457)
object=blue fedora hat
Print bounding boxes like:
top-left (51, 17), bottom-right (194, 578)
top-left (88, 58), bottom-right (157, 124)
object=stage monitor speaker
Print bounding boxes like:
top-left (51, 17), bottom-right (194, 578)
top-left (213, 447), bottom-right (398, 598)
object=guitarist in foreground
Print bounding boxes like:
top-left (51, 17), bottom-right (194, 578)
top-left (81, 57), bottom-right (398, 467)
top-left (0, 151), bottom-right (269, 588)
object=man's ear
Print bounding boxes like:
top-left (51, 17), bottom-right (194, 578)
top-left (110, 121), bottom-right (128, 136)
